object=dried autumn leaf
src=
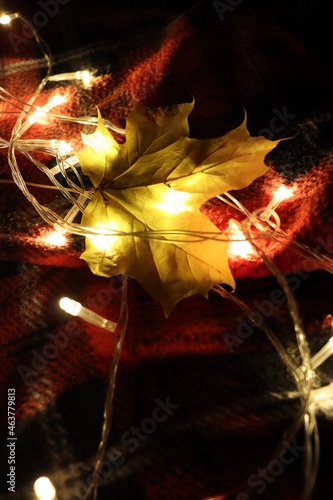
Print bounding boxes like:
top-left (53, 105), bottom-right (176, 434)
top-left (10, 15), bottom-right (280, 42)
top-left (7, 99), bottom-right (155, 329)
top-left (76, 100), bottom-right (279, 315)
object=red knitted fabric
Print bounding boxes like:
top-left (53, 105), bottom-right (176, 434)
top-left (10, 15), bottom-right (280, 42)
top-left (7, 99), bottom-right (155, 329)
top-left (1, 1), bottom-right (333, 499)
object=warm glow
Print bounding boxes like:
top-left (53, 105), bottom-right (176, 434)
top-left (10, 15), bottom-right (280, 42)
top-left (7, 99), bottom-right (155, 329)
top-left (53, 223), bottom-right (68, 235)
top-left (60, 297), bottom-right (81, 316)
top-left (0, 12), bottom-right (19, 24)
top-left (48, 70), bottom-right (93, 86)
top-left (326, 314), bottom-right (333, 327)
top-left (34, 477), bottom-right (56, 500)
top-left (94, 133), bottom-right (109, 149)
top-left (48, 94), bottom-right (67, 108)
top-left (32, 107), bottom-right (44, 123)
top-left (43, 230), bottom-right (67, 247)
top-left (54, 140), bottom-right (72, 156)
top-left (0, 14), bottom-right (11, 24)
top-left (227, 219), bottom-right (254, 259)
top-left (155, 189), bottom-right (191, 215)
top-left (273, 185), bottom-right (294, 203)
top-left (31, 95), bottom-right (66, 125)
top-left (90, 234), bottom-right (111, 251)
top-left (260, 185), bottom-right (294, 221)
top-left (36, 95), bottom-right (66, 119)
top-left (84, 128), bottom-right (114, 153)
top-left (76, 70), bottom-right (92, 86)
top-left (60, 296), bottom-right (117, 331)
top-left (88, 221), bottom-right (122, 251)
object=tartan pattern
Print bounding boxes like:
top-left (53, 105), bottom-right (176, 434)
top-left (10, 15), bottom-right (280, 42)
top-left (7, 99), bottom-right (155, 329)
top-left (1, 1), bottom-right (333, 498)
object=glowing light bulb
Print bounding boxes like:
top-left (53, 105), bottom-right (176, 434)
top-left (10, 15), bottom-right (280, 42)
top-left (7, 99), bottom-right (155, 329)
top-left (260, 185), bottom-right (294, 221)
top-left (274, 186), bottom-right (293, 202)
top-left (76, 70), bottom-right (92, 87)
top-left (48, 94), bottom-right (66, 108)
top-left (33, 229), bottom-right (67, 248)
top-left (60, 297), bottom-right (117, 332)
top-left (51, 140), bottom-right (72, 157)
top-left (155, 189), bottom-right (191, 215)
top-left (48, 70), bottom-right (93, 87)
top-left (0, 14), bottom-right (11, 24)
top-left (59, 297), bottom-right (81, 316)
top-left (32, 107), bottom-right (44, 123)
top-left (87, 220), bottom-right (122, 254)
top-left (227, 219), bottom-right (254, 259)
top-left (18, 94), bottom-right (67, 137)
top-left (34, 477), bottom-right (56, 500)
top-left (0, 12), bottom-right (20, 24)
top-left (34, 95), bottom-right (66, 120)
top-left (43, 230), bottom-right (67, 247)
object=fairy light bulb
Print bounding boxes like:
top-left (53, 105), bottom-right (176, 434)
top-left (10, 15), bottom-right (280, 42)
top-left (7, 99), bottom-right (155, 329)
top-left (47, 94), bottom-right (66, 109)
top-left (155, 189), bottom-right (191, 214)
top-left (58, 140), bottom-right (72, 156)
top-left (43, 230), bottom-right (67, 247)
top-left (48, 70), bottom-right (93, 87)
top-left (0, 14), bottom-right (11, 24)
top-left (76, 70), bottom-right (92, 87)
top-left (60, 297), bottom-right (117, 332)
top-left (32, 107), bottom-right (44, 122)
top-left (50, 140), bottom-right (72, 157)
top-left (34, 477), bottom-right (56, 500)
top-left (0, 13), bottom-right (20, 24)
top-left (260, 185), bottom-right (294, 221)
top-left (18, 94), bottom-right (67, 137)
top-left (60, 297), bottom-right (81, 316)
top-left (227, 219), bottom-right (254, 259)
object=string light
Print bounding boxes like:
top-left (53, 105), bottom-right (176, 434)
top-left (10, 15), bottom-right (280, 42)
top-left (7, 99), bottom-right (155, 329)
top-left (59, 297), bottom-right (117, 332)
top-left (34, 477), bottom-right (56, 500)
top-left (2, 10), bottom-right (333, 500)
top-left (17, 94), bottom-right (67, 137)
top-left (42, 230), bottom-right (67, 247)
top-left (51, 140), bottom-right (72, 157)
top-left (77, 70), bottom-right (93, 87)
top-left (155, 189), bottom-right (192, 214)
top-left (260, 185), bottom-right (294, 222)
top-left (0, 12), bottom-right (20, 25)
top-left (48, 70), bottom-right (94, 87)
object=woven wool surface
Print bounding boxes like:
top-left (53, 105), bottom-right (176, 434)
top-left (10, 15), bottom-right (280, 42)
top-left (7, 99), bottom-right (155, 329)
top-left (1, 0), bottom-right (333, 499)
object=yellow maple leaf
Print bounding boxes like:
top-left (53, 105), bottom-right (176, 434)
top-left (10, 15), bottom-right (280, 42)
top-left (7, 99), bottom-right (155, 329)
top-left (76, 100), bottom-right (279, 316)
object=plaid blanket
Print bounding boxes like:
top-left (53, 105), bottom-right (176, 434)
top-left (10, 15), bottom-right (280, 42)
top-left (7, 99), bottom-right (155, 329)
top-left (1, 0), bottom-right (333, 499)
